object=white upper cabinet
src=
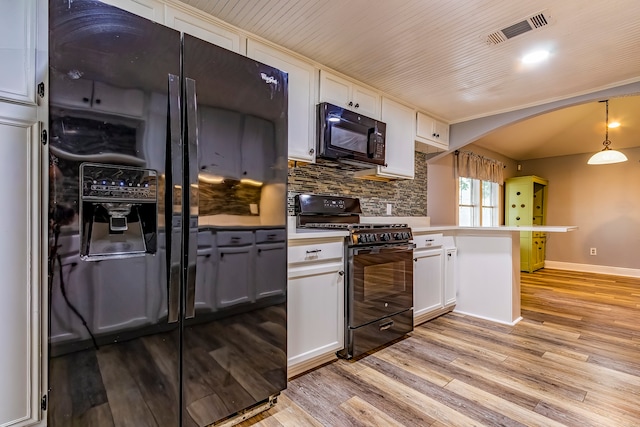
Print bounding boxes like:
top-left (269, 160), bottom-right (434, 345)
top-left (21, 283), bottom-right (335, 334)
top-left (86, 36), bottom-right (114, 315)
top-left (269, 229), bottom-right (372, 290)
top-left (319, 70), bottom-right (380, 119)
top-left (99, 0), bottom-right (165, 23)
top-left (353, 97), bottom-right (414, 180)
top-left (247, 40), bottom-right (318, 163)
top-left (0, 0), bottom-right (36, 105)
top-left (165, 5), bottom-right (243, 53)
top-left (416, 112), bottom-right (449, 150)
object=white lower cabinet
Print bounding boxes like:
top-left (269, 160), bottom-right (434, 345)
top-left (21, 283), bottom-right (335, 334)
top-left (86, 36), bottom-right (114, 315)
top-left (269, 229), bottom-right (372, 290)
top-left (287, 238), bottom-right (344, 378)
top-left (0, 102), bottom-right (42, 427)
top-left (413, 247), bottom-right (443, 325)
top-left (413, 234), bottom-right (457, 325)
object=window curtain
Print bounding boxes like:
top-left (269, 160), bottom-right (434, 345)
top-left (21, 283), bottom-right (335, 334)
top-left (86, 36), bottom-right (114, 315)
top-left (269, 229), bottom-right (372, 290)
top-left (455, 150), bottom-right (505, 183)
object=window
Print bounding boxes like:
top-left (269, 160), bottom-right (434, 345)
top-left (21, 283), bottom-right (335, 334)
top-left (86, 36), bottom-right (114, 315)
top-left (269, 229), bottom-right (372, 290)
top-left (458, 177), bottom-right (499, 226)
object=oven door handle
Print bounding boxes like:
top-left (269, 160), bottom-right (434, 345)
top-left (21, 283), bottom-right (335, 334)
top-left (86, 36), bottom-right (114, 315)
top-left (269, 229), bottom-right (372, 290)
top-left (351, 243), bottom-right (415, 255)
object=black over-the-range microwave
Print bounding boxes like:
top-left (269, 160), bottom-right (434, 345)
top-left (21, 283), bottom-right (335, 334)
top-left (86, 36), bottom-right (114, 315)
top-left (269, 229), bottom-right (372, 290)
top-left (317, 102), bottom-right (386, 166)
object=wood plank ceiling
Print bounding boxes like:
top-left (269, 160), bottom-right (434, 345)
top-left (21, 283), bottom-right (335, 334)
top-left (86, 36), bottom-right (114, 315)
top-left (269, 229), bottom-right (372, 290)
top-left (179, 0), bottom-right (640, 160)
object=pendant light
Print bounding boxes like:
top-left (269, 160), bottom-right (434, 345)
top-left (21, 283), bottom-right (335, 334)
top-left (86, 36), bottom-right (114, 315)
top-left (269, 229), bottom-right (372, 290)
top-left (587, 100), bottom-right (628, 165)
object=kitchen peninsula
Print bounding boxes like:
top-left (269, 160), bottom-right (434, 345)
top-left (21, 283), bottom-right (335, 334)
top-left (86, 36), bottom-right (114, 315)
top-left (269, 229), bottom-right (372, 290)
top-left (410, 223), bottom-right (577, 325)
top-left (288, 217), bottom-right (577, 327)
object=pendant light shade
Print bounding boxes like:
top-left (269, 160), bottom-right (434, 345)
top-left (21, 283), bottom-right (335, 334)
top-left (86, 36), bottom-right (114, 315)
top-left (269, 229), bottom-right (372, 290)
top-left (587, 100), bottom-right (628, 165)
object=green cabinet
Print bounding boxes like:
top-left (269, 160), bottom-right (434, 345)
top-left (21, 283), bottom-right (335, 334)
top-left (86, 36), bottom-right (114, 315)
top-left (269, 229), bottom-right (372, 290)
top-left (505, 176), bottom-right (548, 272)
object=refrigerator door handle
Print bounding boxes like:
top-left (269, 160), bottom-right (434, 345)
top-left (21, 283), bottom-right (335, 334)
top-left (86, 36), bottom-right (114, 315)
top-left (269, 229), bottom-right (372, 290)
top-left (167, 73), bottom-right (182, 324)
top-left (185, 77), bottom-right (199, 319)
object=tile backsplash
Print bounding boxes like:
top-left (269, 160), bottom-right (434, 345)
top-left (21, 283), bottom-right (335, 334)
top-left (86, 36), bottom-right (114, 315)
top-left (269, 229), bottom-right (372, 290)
top-left (287, 152), bottom-right (427, 216)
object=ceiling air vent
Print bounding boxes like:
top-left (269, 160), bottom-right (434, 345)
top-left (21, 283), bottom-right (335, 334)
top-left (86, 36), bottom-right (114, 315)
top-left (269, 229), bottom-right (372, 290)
top-left (485, 10), bottom-right (553, 45)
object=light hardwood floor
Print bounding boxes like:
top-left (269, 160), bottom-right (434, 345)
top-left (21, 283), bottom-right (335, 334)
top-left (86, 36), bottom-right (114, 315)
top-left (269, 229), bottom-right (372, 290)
top-left (239, 268), bottom-right (640, 426)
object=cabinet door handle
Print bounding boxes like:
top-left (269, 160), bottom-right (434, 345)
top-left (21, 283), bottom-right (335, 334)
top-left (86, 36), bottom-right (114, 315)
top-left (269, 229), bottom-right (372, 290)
top-left (309, 148), bottom-right (315, 155)
top-left (413, 258), bottom-right (417, 262)
top-left (306, 249), bottom-right (322, 254)
top-left (348, 101), bottom-right (353, 106)
top-left (354, 103), bottom-right (359, 108)
top-left (338, 270), bottom-right (344, 276)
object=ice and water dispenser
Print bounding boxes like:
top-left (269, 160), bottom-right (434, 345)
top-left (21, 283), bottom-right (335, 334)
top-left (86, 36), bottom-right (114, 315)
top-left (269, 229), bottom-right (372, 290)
top-left (79, 163), bottom-right (158, 260)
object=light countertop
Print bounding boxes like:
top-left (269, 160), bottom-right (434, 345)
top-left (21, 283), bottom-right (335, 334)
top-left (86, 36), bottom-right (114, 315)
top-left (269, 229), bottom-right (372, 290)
top-left (412, 225), bottom-right (578, 233)
top-left (287, 216), bottom-right (577, 240)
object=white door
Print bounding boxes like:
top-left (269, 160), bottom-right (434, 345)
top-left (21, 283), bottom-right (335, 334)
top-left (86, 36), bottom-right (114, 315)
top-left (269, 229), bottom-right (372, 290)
top-left (0, 106), bottom-right (42, 427)
top-left (287, 263), bottom-right (344, 367)
top-left (413, 249), bottom-right (443, 320)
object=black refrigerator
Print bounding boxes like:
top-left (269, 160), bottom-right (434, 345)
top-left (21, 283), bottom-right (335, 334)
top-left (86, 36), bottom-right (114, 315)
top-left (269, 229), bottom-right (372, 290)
top-left (47, 1), bottom-right (288, 426)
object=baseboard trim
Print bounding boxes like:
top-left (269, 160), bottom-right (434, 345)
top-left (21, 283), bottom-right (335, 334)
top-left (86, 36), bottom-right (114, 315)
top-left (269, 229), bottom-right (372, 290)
top-left (544, 261), bottom-right (640, 278)
top-left (288, 352), bottom-right (337, 379)
top-left (452, 309), bottom-right (522, 326)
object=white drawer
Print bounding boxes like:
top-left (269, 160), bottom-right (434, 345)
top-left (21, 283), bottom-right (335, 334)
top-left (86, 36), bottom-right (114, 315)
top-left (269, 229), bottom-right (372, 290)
top-left (414, 233), bottom-right (444, 249)
top-left (288, 241), bottom-right (344, 264)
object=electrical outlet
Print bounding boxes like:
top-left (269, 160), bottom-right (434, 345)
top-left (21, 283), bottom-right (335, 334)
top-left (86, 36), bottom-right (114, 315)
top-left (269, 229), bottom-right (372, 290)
top-left (590, 248), bottom-right (597, 256)
top-left (386, 203), bottom-right (392, 215)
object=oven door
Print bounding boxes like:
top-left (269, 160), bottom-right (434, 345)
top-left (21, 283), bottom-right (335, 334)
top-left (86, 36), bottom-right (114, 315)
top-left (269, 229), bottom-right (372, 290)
top-left (348, 243), bottom-right (415, 327)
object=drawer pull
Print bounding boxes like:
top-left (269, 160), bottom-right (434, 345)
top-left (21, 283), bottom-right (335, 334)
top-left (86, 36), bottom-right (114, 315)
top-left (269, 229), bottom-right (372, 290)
top-left (306, 249), bottom-right (322, 254)
top-left (379, 321), bottom-right (394, 331)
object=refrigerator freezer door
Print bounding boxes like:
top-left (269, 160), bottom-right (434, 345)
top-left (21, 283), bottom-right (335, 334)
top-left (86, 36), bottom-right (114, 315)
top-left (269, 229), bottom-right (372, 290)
top-left (48, 1), bottom-right (181, 426)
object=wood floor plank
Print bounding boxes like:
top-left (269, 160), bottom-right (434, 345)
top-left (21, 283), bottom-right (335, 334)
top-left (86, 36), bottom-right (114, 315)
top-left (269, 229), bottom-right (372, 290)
top-left (270, 394), bottom-right (323, 427)
top-left (338, 396), bottom-right (406, 427)
top-left (444, 379), bottom-right (566, 427)
top-left (374, 345), bottom-right (453, 387)
top-left (351, 365), bottom-right (487, 427)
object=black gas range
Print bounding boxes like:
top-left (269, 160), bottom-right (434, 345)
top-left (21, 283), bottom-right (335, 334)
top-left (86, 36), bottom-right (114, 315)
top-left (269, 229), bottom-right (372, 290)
top-left (295, 194), bottom-right (413, 247)
top-left (294, 194), bottom-right (414, 359)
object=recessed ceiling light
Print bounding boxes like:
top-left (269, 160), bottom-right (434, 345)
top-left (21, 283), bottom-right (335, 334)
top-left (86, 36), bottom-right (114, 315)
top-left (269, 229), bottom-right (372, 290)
top-left (608, 121), bottom-right (620, 128)
top-left (521, 50), bottom-right (550, 64)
